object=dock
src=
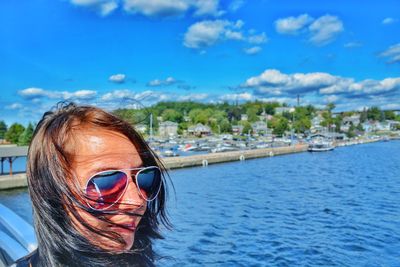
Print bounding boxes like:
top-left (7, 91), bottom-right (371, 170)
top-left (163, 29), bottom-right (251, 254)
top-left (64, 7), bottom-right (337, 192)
top-left (0, 144), bottom-right (307, 190)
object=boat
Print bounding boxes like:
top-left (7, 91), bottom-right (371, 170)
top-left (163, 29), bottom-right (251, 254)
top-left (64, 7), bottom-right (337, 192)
top-left (0, 203), bottom-right (37, 266)
top-left (162, 149), bottom-right (179, 157)
top-left (308, 138), bottom-right (335, 152)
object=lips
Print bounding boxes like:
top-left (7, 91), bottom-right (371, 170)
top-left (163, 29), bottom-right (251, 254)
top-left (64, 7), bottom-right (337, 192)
top-left (109, 221), bottom-right (136, 232)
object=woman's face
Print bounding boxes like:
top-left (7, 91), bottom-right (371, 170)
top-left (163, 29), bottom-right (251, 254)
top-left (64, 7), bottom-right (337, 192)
top-left (69, 127), bottom-right (147, 251)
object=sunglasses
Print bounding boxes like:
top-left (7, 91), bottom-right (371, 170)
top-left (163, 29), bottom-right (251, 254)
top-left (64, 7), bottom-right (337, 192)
top-left (83, 166), bottom-right (162, 211)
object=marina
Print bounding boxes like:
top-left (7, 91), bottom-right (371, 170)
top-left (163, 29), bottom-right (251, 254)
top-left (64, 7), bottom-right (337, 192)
top-left (0, 136), bottom-right (383, 190)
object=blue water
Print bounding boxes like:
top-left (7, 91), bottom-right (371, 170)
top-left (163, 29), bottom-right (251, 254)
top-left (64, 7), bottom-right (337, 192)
top-left (1, 141), bottom-right (400, 266)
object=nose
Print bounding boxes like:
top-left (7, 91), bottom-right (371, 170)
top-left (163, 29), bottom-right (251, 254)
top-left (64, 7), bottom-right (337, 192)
top-left (120, 176), bottom-right (146, 207)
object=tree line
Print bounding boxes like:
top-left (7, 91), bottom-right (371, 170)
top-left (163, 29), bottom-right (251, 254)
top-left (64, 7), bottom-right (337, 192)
top-left (1, 101), bottom-right (399, 145)
top-left (0, 121), bottom-right (35, 146)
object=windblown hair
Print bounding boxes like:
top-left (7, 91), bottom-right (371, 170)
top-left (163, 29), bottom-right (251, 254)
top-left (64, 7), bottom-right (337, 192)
top-left (24, 102), bottom-right (170, 266)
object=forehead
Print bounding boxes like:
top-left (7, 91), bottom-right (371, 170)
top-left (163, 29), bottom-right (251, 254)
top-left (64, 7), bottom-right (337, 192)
top-left (70, 127), bottom-right (143, 174)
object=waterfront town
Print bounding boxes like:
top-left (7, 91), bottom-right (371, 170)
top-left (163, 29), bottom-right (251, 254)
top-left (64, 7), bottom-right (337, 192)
top-left (1, 101), bottom-right (400, 170)
top-left (1, 101), bottom-right (400, 147)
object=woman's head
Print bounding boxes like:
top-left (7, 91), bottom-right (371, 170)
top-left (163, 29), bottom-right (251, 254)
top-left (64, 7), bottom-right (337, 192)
top-left (27, 102), bottom-right (169, 266)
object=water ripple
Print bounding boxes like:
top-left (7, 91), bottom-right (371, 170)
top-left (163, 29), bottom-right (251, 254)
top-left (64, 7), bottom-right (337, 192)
top-left (2, 141), bottom-right (400, 266)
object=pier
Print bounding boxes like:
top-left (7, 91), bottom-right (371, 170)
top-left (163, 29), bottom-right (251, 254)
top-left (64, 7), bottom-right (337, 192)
top-left (0, 145), bottom-right (28, 176)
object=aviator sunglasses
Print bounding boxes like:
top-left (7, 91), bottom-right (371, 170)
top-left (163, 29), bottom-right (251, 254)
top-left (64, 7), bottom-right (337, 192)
top-left (83, 166), bottom-right (162, 210)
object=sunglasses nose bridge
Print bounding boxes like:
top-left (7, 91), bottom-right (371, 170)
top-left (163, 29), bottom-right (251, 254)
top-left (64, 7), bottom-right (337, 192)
top-left (121, 171), bottom-right (144, 205)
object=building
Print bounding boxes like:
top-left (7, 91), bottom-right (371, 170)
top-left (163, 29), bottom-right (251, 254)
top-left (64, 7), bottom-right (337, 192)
top-left (310, 114), bottom-right (326, 133)
top-left (232, 125), bottom-right (244, 135)
top-left (251, 121), bottom-right (271, 135)
top-left (188, 123), bottom-right (211, 137)
top-left (341, 114), bottom-right (361, 132)
top-left (158, 121), bottom-right (178, 137)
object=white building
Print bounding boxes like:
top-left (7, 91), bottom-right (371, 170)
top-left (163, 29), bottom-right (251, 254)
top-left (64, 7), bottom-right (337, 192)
top-left (159, 121), bottom-right (178, 137)
top-left (188, 123), bottom-right (211, 137)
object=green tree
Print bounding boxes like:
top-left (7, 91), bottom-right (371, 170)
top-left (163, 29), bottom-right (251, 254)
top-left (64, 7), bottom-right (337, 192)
top-left (264, 102), bottom-right (280, 115)
top-left (246, 106), bottom-right (259, 122)
top-left (384, 110), bottom-right (396, 120)
top-left (271, 116), bottom-right (289, 136)
top-left (293, 117), bottom-right (311, 133)
top-left (0, 121), bottom-right (7, 139)
top-left (161, 109), bottom-right (183, 123)
top-left (356, 123), bottom-right (364, 132)
top-left (367, 106), bottom-right (381, 121)
top-left (326, 102), bottom-right (336, 112)
top-left (241, 121), bottom-right (253, 135)
top-left (5, 123), bottom-right (25, 144)
top-left (219, 118), bottom-right (232, 133)
top-left (360, 108), bottom-right (368, 123)
top-left (18, 123), bottom-right (34, 146)
top-left (347, 124), bottom-right (356, 138)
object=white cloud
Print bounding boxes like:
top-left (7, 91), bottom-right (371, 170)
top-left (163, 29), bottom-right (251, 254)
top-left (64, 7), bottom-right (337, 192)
top-left (147, 77), bottom-right (177, 87)
top-left (109, 73), bottom-right (126, 83)
top-left (308, 15), bottom-right (344, 45)
top-left (224, 30), bottom-right (244, 40)
top-left (192, 0), bottom-right (223, 17)
top-left (123, 0), bottom-right (189, 17)
top-left (219, 92), bottom-right (253, 102)
top-left (243, 46), bottom-right (262, 55)
top-left (344, 42), bottom-right (362, 48)
top-left (324, 95), bottom-right (339, 103)
top-left (122, 0), bottom-right (223, 18)
top-left (242, 69), bottom-right (400, 100)
top-left (18, 87), bottom-right (49, 99)
top-left (184, 20), bottom-right (232, 49)
top-left (184, 19), bottom-right (267, 50)
top-left (64, 90), bottom-right (97, 100)
top-left (244, 69), bottom-right (291, 88)
top-left (228, 0), bottom-right (245, 12)
top-left (70, 0), bottom-right (118, 16)
top-left (275, 14), bottom-right (313, 35)
top-left (178, 93), bottom-right (209, 101)
top-left (6, 103), bottom-right (23, 110)
top-left (380, 43), bottom-right (400, 64)
top-left (275, 14), bottom-right (343, 46)
top-left (248, 32), bottom-right (267, 44)
top-left (18, 88), bottom-right (97, 100)
top-left (101, 89), bottom-right (136, 101)
top-left (382, 17), bottom-right (398, 25)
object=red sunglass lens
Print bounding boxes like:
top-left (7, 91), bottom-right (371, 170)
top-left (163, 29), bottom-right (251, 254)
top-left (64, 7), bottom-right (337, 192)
top-left (86, 171), bottom-right (127, 210)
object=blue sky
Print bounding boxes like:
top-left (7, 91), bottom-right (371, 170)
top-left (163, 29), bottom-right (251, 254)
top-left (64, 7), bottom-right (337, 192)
top-left (1, 0), bottom-right (399, 125)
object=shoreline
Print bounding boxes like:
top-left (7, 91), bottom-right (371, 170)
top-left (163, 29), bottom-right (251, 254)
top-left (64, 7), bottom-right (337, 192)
top-left (0, 138), bottom-right (381, 190)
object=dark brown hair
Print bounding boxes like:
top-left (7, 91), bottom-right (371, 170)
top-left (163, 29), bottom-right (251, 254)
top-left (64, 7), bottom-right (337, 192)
top-left (25, 102), bottom-right (170, 266)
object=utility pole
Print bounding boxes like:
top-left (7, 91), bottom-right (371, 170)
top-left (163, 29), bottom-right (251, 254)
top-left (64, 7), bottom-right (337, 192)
top-left (149, 113), bottom-right (153, 141)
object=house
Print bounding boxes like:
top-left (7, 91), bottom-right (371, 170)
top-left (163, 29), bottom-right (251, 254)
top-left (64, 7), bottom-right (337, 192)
top-left (251, 121), bottom-right (271, 135)
top-left (240, 114), bottom-right (248, 121)
top-left (158, 121), bottom-right (178, 137)
top-left (232, 125), bottom-right (244, 135)
top-left (188, 123), bottom-right (211, 137)
top-left (387, 120), bottom-right (400, 130)
top-left (361, 121), bottom-right (377, 133)
top-left (341, 114), bottom-right (361, 132)
top-left (310, 114), bottom-right (327, 133)
top-left (375, 121), bottom-right (391, 131)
